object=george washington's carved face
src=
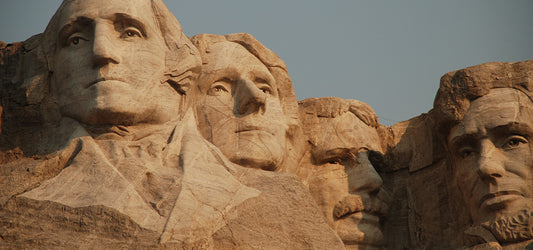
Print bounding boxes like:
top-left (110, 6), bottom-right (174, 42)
top-left (196, 41), bottom-right (287, 171)
top-left (448, 88), bottom-right (533, 226)
top-left (51, 0), bottom-right (181, 125)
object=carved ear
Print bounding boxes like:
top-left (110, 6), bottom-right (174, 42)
top-left (164, 48), bottom-right (201, 96)
top-left (165, 70), bottom-right (192, 95)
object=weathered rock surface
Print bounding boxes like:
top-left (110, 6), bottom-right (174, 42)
top-left (382, 61), bottom-right (533, 249)
top-left (0, 0), bottom-right (343, 248)
top-left (1, 0), bottom-right (533, 249)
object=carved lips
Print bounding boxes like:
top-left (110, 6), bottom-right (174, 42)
top-left (235, 122), bottom-right (276, 136)
top-left (332, 191), bottom-right (390, 240)
top-left (479, 190), bottom-right (523, 210)
top-left (85, 77), bottom-right (127, 88)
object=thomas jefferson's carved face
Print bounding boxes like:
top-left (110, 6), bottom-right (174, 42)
top-left (52, 0), bottom-right (181, 125)
top-left (448, 88), bottom-right (533, 225)
top-left (196, 42), bottom-right (287, 171)
top-left (301, 112), bottom-right (390, 248)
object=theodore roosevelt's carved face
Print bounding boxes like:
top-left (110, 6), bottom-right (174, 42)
top-left (300, 110), bottom-right (390, 249)
top-left (448, 88), bottom-right (533, 226)
top-left (51, 0), bottom-right (181, 125)
top-left (196, 41), bottom-right (287, 171)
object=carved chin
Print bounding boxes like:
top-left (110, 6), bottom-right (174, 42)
top-left (61, 103), bottom-right (148, 125)
top-left (234, 140), bottom-right (284, 171)
top-left (215, 130), bottom-right (285, 170)
top-left (231, 144), bottom-right (284, 171)
top-left (482, 208), bottom-right (533, 243)
top-left (335, 213), bottom-right (384, 247)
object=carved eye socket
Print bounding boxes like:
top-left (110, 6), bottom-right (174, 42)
top-left (67, 35), bottom-right (87, 46)
top-left (260, 86), bottom-right (272, 94)
top-left (255, 77), bottom-right (273, 95)
top-left (327, 158), bottom-right (343, 165)
top-left (503, 135), bottom-right (527, 149)
top-left (457, 146), bottom-right (475, 159)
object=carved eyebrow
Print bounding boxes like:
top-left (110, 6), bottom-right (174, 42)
top-left (489, 122), bottom-right (533, 137)
top-left (112, 13), bottom-right (147, 37)
top-left (208, 68), bottom-right (238, 82)
top-left (449, 134), bottom-right (478, 151)
top-left (252, 70), bottom-right (275, 86)
top-left (58, 16), bottom-right (93, 45)
top-left (315, 148), bottom-right (355, 164)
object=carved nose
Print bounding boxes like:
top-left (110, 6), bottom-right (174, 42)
top-left (92, 24), bottom-right (120, 68)
top-left (349, 150), bottom-right (383, 194)
top-left (477, 140), bottom-right (505, 179)
top-left (236, 79), bottom-right (266, 115)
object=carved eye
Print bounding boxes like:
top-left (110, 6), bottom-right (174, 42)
top-left (67, 35), bottom-right (87, 46)
top-left (458, 146), bottom-right (475, 159)
top-left (122, 28), bottom-right (142, 39)
top-left (327, 158), bottom-right (343, 165)
top-left (213, 86), bottom-right (226, 92)
top-left (503, 135), bottom-right (527, 149)
top-left (260, 86), bottom-right (272, 95)
top-left (208, 83), bottom-right (229, 96)
top-left (255, 78), bottom-right (273, 95)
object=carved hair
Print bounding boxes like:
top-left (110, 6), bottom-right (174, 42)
top-left (298, 97), bottom-right (378, 126)
top-left (432, 60), bottom-right (533, 140)
top-left (298, 97), bottom-right (379, 144)
top-left (298, 97), bottom-right (385, 169)
top-left (298, 97), bottom-right (379, 148)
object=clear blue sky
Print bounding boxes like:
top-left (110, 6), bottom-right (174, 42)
top-left (1, 0), bottom-right (532, 124)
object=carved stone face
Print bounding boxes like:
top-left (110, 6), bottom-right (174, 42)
top-left (448, 88), bottom-right (533, 225)
top-left (196, 41), bottom-right (287, 171)
top-left (51, 0), bottom-right (181, 125)
top-left (303, 112), bottom-right (389, 248)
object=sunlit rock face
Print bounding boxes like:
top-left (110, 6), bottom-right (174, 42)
top-left (296, 97), bottom-right (391, 250)
top-left (0, 0), bottom-right (343, 249)
top-left (1, 0), bottom-right (533, 249)
top-left (432, 60), bottom-right (533, 249)
top-left (191, 33), bottom-right (302, 173)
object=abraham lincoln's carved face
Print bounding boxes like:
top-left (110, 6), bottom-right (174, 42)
top-left (448, 88), bottom-right (533, 226)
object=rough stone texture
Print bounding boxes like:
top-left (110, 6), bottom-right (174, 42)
top-left (382, 113), bottom-right (469, 249)
top-left (431, 61), bottom-right (533, 249)
top-left (296, 97), bottom-right (391, 249)
top-left (190, 33), bottom-right (303, 173)
top-left (2, 0), bottom-right (533, 249)
top-left (382, 61), bottom-right (533, 249)
top-left (0, 0), bottom-right (343, 249)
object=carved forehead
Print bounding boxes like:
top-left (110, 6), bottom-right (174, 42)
top-left (449, 88), bottom-right (533, 141)
top-left (55, 0), bottom-right (158, 32)
top-left (201, 42), bottom-right (268, 72)
top-left (307, 113), bottom-right (381, 162)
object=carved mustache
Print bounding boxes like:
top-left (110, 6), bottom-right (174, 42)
top-left (479, 190), bottom-right (523, 208)
top-left (333, 188), bottom-right (392, 219)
